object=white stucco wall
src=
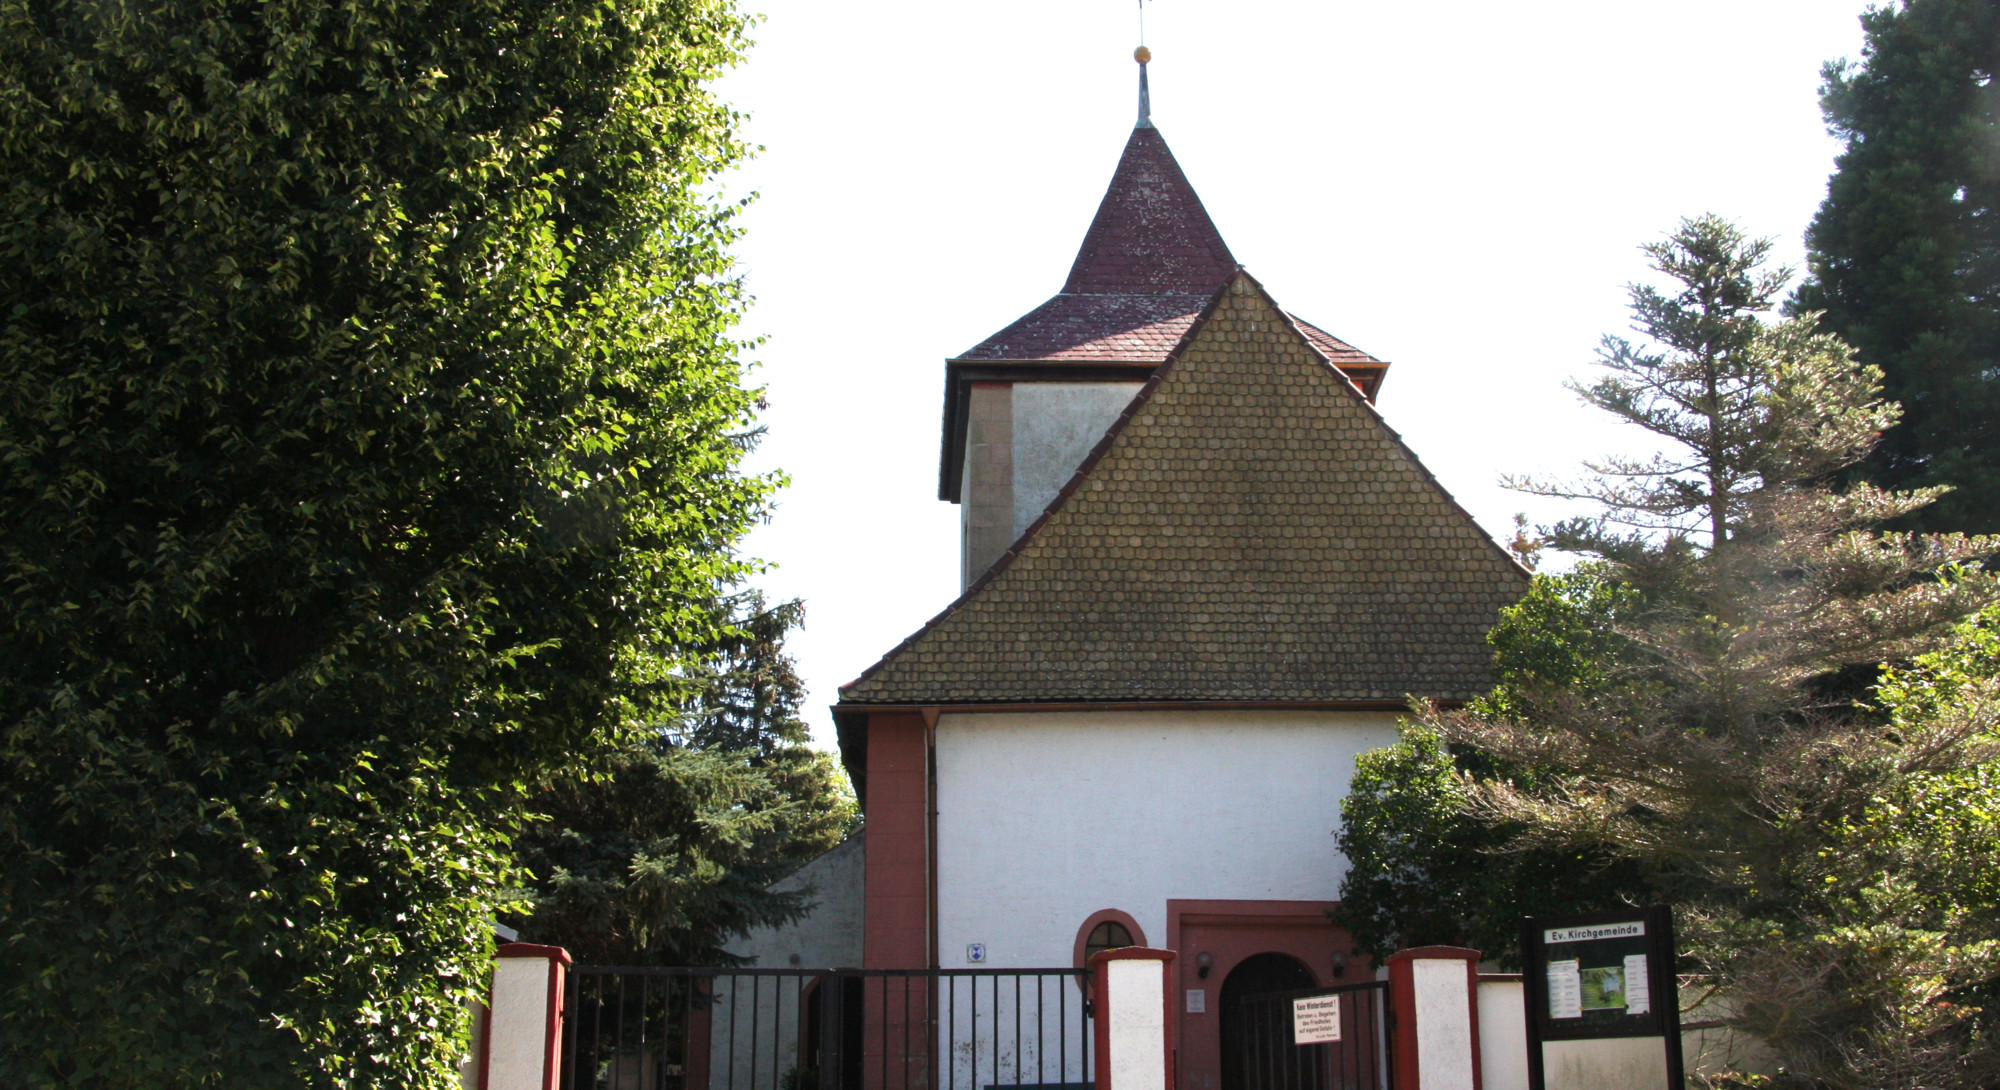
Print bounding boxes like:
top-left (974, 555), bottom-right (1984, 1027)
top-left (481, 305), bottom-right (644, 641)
top-left (487, 957), bottom-right (553, 1090)
top-left (1412, 959), bottom-right (1476, 1090)
top-left (723, 835), bottom-right (865, 969)
top-left (1010, 382), bottom-right (1144, 539)
top-left (934, 709), bottom-right (1401, 969)
top-left (1477, 979), bottom-right (1530, 1090)
top-left (1105, 958), bottom-right (1169, 1090)
top-left (705, 838), bottom-right (864, 1090)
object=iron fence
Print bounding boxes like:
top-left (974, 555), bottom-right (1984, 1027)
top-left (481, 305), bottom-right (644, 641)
top-left (560, 967), bottom-right (1093, 1090)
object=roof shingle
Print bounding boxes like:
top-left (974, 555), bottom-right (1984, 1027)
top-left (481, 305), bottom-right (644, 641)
top-left (845, 273), bottom-right (1528, 706)
top-left (951, 125), bottom-right (1387, 398)
top-left (1062, 126), bottom-right (1236, 294)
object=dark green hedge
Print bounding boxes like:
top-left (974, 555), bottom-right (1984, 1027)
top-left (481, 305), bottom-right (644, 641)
top-left (0, 0), bottom-right (766, 1084)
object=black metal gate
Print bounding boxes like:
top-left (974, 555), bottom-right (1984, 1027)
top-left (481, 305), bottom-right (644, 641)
top-left (561, 967), bottom-right (1095, 1090)
top-left (1222, 980), bottom-right (1391, 1090)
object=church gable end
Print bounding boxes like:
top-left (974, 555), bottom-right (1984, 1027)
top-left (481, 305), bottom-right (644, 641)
top-left (843, 273), bottom-right (1529, 706)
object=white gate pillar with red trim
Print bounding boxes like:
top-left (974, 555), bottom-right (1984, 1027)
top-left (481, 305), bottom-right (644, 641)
top-left (1387, 946), bottom-right (1484, 1090)
top-left (1092, 947), bottom-right (1178, 1090)
top-left (478, 942), bottom-right (571, 1090)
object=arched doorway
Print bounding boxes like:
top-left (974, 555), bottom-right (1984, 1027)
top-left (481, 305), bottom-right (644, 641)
top-left (1218, 953), bottom-right (1317, 1090)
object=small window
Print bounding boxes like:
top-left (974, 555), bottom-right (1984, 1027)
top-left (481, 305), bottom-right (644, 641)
top-left (1084, 921), bottom-right (1134, 964)
top-left (1073, 910), bottom-right (1147, 976)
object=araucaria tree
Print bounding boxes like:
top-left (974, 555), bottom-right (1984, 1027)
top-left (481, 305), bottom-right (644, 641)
top-left (1404, 216), bottom-right (2000, 1087)
top-left (0, 2), bottom-right (774, 1086)
top-left (1795, 0), bottom-right (2000, 532)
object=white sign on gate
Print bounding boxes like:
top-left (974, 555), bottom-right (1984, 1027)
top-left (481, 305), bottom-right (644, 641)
top-left (1292, 995), bottom-right (1341, 1044)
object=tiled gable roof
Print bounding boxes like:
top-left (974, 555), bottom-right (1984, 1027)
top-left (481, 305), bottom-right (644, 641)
top-left (845, 273), bottom-right (1528, 706)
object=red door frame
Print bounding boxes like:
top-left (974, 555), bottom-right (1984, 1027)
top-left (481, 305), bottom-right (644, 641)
top-left (1165, 900), bottom-right (1366, 1090)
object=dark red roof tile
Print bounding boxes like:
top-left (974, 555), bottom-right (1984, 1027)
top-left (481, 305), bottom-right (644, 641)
top-left (1062, 126), bottom-right (1236, 294)
top-left (958, 293), bottom-right (1208, 360)
top-left (960, 294), bottom-right (1384, 372)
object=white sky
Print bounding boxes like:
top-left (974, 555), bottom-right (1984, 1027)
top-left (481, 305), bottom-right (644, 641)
top-left (713, 0), bottom-right (1874, 749)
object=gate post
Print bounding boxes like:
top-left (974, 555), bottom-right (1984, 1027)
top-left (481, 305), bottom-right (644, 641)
top-left (1386, 946), bottom-right (1482, 1090)
top-left (479, 942), bottom-right (572, 1090)
top-left (1090, 947), bottom-right (1177, 1090)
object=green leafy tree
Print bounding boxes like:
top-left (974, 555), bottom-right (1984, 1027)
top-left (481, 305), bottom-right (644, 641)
top-left (0, 1), bottom-right (768, 1086)
top-left (1337, 571), bottom-right (1657, 966)
top-left (1794, 0), bottom-right (2000, 533)
top-left (1411, 216), bottom-right (2000, 1087)
top-left (508, 596), bottom-right (855, 966)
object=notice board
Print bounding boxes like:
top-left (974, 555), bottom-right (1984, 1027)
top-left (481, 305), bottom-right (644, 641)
top-left (1521, 905), bottom-right (1683, 1090)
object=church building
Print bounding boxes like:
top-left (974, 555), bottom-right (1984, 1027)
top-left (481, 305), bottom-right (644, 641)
top-left (739, 55), bottom-right (1530, 1090)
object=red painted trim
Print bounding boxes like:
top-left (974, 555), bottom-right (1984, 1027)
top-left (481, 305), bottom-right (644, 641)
top-left (927, 719), bottom-right (939, 971)
top-left (1467, 960), bottom-right (1483, 1090)
top-left (476, 971), bottom-right (493, 1090)
top-left (1165, 899), bottom-right (1364, 1090)
top-left (1385, 946), bottom-right (1484, 1090)
top-left (1387, 953), bottom-right (1420, 1090)
top-left (1384, 946), bottom-right (1481, 965)
top-left (1093, 946), bottom-right (1179, 964)
top-left (1093, 956), bottom-right (1112, 1090)
top-left (1164, 898), bottom-right (1346, 961)
top-left (544, 953), bottom-right (566, 1090)
top-left (485, 944), bottom-right (572, 1090)
top-left (497, 942), bottom-right (574, 966)
top-left (837, 699), bottom-right (1429, 715)
top-left (1073, 909), bottom-right (1148, 971)
top-left (1090, 948), bottom-right (1178, 1090)
top-left (862, 713), bottom-right (931, 969)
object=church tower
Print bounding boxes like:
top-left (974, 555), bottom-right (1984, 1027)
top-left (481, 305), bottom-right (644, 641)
top-left (943, 60), bottom-right (1386, 588)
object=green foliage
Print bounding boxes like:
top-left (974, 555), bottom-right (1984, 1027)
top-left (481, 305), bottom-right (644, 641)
top-left (1476, 567), bottom-right (1651, 719)
top-left (1795, 0), bottom-right (2000, 533)
top-left (508, 597), bottom-right (856, 966)
top-left (1722, 606), bottom-right (2000, 1087)
top-left (1338, 569), bottom-right (1659, 966)
top-left (0, 0), bottom-right (768, 1085)
top-left (1465, 220), bottom-right (1998, 1087)
top-left (1345, 218), bottom-right (2000, 1087)
top-left (1334, 722), bottom-right (1651, 969)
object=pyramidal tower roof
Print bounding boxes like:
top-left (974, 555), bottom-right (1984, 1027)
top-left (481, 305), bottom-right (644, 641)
top-left (954, 120), bottom-right (1381, 379)
top-left (939, 64), bottom-right (1388, 502)
top-left (852, 273), bottom-right (1530, 707)
top-left (1059, 125), bottom-right (1237, 294)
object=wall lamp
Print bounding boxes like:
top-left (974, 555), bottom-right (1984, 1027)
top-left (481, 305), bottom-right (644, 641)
top-left (1195, 952), bottom-right (1213, 980)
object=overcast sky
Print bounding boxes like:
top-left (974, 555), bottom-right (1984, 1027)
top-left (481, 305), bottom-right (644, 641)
top-left (711, 0), bottom-right (1875, 749)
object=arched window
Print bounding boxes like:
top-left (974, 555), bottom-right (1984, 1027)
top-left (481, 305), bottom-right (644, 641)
top-left (1085, 920), bottom-right (1133, 961)
top-left (1073, 909), bottom-right (1147, 972)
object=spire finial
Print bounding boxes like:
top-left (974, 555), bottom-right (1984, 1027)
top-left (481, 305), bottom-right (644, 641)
top-left (1135, 0), bottom-right (1153, 128)
top-left (1135, 46), bottom-right (1153, 128)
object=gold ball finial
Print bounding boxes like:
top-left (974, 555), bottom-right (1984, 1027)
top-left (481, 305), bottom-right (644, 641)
top-left (1134, 46), bottom-right (1151, 64)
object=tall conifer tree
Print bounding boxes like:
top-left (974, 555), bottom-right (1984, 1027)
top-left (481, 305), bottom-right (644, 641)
top-left (509, 596), bottom-right (855, 967)
top-left (1796, 0), bottom-right (2000, 532)
top-left (1421, 217), bottom-right (2000, 1087)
